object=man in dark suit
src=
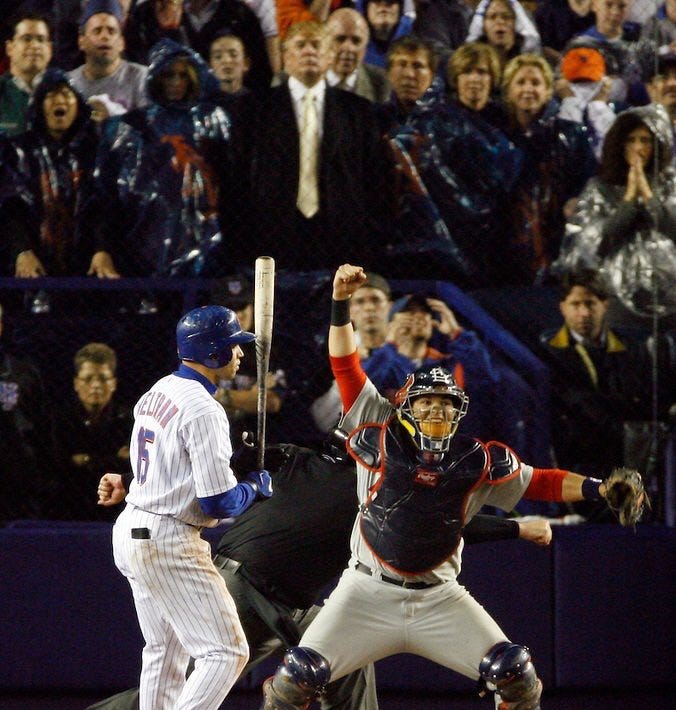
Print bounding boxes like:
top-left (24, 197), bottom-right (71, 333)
top-left (326, 7), bottom-right (390, 103)
top-left (247, 19), bottom-right (392, 272)
top-left (538, 268), bottom-right (672, 520)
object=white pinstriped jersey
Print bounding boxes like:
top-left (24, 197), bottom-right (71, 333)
top-left (126, 372), bottom-right (238, 528)
top-left (339, 377), bottom-right (534, 584)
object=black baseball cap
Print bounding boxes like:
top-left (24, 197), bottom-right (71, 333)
top-left (210, 275), bottom-right (253, 311)
top-left (645, 49), bottom-right (676, 81)
top-left (359, 272), bottom-right (392, 299)
top-left (657, 51), bottom-right (676, 75)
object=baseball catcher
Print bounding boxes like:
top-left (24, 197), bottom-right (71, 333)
top-left (260, 264), bottom-right (650, 710)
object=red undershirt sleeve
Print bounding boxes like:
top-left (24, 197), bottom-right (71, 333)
top-left (524, 468), bottom-right (569, 501)
top-left (330, 351), bottom-right (367, 413)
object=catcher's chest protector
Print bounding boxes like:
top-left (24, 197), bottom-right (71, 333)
top-left (356, 425), bottom-right (487, 574)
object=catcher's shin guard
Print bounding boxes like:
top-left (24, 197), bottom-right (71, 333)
top-left (479, 641), bottom-right (542, 710)
top-left (260, 647), bottom-right (331, 710)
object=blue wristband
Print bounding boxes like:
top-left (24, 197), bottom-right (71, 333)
top-left (582, 477), bottom-right (603, 500)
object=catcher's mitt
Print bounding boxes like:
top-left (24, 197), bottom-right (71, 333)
top-left (603, 467), bottom-right (650, 527)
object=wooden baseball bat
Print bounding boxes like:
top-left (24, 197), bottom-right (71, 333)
top-left (254, 256), bottom-right (275, 470)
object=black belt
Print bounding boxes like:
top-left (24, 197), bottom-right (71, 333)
top-left (355, 562), bottom-right (440, 589)
top-left (212, 554), bottom-right (241, 573)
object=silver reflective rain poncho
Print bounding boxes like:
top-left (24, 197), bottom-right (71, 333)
top-left (555, 104), bottom-right (676, 316)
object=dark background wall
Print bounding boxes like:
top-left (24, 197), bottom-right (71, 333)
top-left (1, 522), bottom-right (673, 695)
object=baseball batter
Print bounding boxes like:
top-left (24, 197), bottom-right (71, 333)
top-left (261, 264), bottom-right (630, 710)
top-left (112, 305), bottom-right (273, 710)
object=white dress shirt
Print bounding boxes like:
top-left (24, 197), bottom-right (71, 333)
top-left (288, 75), bottom-right (326, 139)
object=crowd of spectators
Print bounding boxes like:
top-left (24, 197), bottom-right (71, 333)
top-left (0, 0), bottom-right (674, 524)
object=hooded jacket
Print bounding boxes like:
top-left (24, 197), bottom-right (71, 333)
top-left (124, 0), bottom-right (272, 90)
top-left (356, 0), bottom-right (414, 68)
top-left (0, 68), bottom-right (99, 275)
top-left (92, 38), bottom-right (234, 277)
top-left (503, 99), bottom-right (597, 285)
top-left (466, 0), bottom-right (542, 57)
top-left (378, 77), bottom-right (523, 287)
top-left (556, 104), bottom-right (676, 315)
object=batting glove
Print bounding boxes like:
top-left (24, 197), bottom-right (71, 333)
top-left (246, 470), bottom-right (273, 499)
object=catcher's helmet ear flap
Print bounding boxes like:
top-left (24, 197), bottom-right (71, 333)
top-left (176, 305), bottom-right (255, 368)
top-left (396, 365), bottom-right (469, 454)
top-left (394, 373), bottom-right (415, 407)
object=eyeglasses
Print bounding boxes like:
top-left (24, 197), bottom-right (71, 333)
top-left (77, 375), bottom-right (115, 385)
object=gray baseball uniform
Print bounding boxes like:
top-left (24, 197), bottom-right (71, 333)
top-left (298, 374), bottom-right (532, 685)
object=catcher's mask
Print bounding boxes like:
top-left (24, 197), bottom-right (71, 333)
top-left (394, 366), bottom-right (469, 454)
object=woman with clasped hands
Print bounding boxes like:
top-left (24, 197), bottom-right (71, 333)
top-left (556, 104), bottom-right (676, 316)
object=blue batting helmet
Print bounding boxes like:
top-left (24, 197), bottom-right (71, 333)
top-left (176, 305), bottom-right (255, 368)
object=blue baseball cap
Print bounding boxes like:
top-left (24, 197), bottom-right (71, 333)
top-left (389, 294), bottom-right (435, 321)
top-left (79, 0), bottom-right (124, 28)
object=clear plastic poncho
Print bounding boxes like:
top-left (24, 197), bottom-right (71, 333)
top-left (555, 104), bottom-right (676, 316)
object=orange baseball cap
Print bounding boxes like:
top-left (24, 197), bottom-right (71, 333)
top-left (561, 47), bottom-right (606, 83)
